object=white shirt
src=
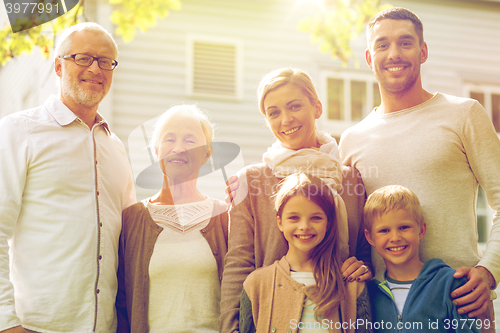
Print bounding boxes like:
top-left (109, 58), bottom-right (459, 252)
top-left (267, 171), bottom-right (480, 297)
top-left (146, 199), bottom-right (220, 333)
top-left (0, 95), bottom-right (136, 332)
top-left (385, 275), bottom-right (413, 315)
top-left (289, 272), bottom-right (328, 332)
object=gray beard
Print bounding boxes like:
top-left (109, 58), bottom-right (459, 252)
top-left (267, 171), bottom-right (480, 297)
top-left (72, 88), bottom-right (104, 107)
top-left (62, 77), bottom-right (106, 107)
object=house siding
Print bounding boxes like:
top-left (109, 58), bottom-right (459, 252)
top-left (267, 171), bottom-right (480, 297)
top-left (0, 0), bottom-right (499, 199)
top-left (108, 0), bottom-right (500, 200)
top-left (0, 0), bottom-right (499, 321)
top-left (112, 0), bottom-right (335, 199)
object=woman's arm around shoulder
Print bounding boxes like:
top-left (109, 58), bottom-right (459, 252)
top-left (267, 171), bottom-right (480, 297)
top-left (239, 288), bottom-right (256, 333)
top-left (341, 166), bottom-right (371, 267)
top-left (219, 166), bottom-right (258, 333)
top-left (355, 283), bottom-right (373, 333)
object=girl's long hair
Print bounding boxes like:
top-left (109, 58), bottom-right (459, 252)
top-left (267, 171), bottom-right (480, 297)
top-left (275, 173), bottom-right (346, 319)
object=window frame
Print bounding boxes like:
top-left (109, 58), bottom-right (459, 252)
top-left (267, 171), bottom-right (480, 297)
top-left (320, 70), bottom-right (380, 136)
top-left (463, 84), bottom-right (499, 248)
top-left (463, 83), bottom-right (500, 135)
top-left (476, 187), bottom-right (495, 253)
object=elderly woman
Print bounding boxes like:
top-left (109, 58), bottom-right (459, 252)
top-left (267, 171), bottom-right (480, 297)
top-left (219, 68), bottom-right (372, 332)
top-left (116, 105), bottom-right (228, 332)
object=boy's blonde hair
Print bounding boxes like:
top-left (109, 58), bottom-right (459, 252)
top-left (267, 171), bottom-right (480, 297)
top-left (364, 185), bottom-right (424, 231)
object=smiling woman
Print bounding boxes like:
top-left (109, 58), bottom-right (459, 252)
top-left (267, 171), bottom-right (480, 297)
top-left (263, 83), bottom-right (321, 150)
top-left (220, 68), bottom-right (373, 332)
top-left (116, 105), bottom-right (229, 333)
top-left (153, 110), bottom-right (211, 186)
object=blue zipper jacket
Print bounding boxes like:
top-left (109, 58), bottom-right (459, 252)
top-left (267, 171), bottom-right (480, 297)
top-left (367, 258), bottom-right (482, 333)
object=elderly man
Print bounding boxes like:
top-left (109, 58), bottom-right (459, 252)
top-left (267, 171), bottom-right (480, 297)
top-left (0, 23), bottom-right (135, 332)
top-left (339, 7), bottom-right (499, 330)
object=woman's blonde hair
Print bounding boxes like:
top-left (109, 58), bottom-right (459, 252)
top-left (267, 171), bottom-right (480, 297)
top-left (257, 68), bottom-right (319, 115)
top-left (274, 173), bottom-right (346, 319)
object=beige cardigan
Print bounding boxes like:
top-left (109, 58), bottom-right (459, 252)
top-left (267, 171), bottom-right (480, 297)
top-left (116, 199), bottom-right (229, 333)
top-left (241, 257), bottom-right (364, 333)
top-left (220, 164), bottom-right (369, 333)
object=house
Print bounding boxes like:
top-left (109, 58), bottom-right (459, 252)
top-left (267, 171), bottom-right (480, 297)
top-left (1, 0), bottom-right (499, 301)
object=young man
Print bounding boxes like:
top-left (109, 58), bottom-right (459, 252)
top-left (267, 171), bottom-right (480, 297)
top-left (339, 7), bottom-right (499, 326)
top-left (0, 23), bottom-right (135, 332)
top-left (364, 185), bottom-right (481, 333)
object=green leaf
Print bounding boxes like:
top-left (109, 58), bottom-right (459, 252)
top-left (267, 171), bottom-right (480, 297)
top-left (110, 0), bottom-right (181, 42)
top-left (299, 0), bottom-right (392, 64)
top-left (0, 0), bottom-right (181, 65)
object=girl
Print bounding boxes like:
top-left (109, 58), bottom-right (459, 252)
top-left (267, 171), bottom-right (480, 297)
top-left (239, 173), bottom-right (371, 333)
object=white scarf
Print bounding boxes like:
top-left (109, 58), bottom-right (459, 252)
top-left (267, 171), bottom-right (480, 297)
top-left (263, 131), bottom-right (349, 261)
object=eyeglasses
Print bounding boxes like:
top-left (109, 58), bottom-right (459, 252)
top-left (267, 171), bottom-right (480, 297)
top-left (59, 53), bottom-right (118, 71)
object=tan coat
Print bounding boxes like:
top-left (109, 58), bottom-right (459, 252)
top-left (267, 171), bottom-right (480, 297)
top-left (242, 257), bottom-right (364, 333)
top-left (220, 164), bottom-right (369, 333)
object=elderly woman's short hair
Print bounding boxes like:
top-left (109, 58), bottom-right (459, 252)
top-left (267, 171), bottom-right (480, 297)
top-left (150, 104), bottom-right (214, 155)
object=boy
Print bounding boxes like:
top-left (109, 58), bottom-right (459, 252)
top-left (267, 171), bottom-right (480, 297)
top-left (363, 185), bottom-right (483, 332)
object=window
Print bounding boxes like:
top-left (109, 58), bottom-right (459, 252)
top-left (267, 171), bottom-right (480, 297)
top-left (323, 72), bottom-right (381, 123)
top-left (464, 85), bottom-right (499, 245)
top-left (476, 186), bottom-right (491, 244)
top-left (465, 84), bottom-right (500, 133)
top-left (187, 35), bottom-right (243, 100)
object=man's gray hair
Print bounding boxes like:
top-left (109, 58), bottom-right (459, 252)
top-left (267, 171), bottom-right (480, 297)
top-left (54, 22), bottom-right (118, 59)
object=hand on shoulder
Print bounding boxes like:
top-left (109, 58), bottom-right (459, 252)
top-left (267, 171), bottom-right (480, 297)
top-left (451, 266), bottom-right (494, 317)
top-left (341, 257), bottom-right (373, 282)
top-left (225, 175), bottom-right (239, 205)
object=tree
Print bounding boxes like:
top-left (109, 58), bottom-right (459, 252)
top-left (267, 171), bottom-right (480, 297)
top-left (0, 0), bottom-right (387, 66)
top-left (0, 0), bottom-right (181, 65)
top-left (299, 0), bottom-right (392, 65)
